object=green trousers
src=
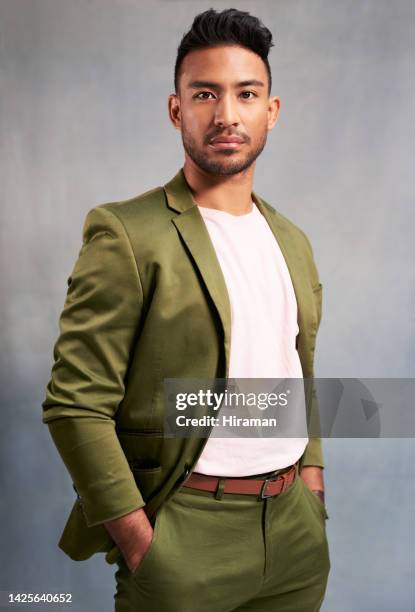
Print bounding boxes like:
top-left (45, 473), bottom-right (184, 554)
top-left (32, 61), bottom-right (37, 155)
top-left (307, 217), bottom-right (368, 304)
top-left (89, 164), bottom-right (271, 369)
top-left (113, 465), bottom-right (330, 611)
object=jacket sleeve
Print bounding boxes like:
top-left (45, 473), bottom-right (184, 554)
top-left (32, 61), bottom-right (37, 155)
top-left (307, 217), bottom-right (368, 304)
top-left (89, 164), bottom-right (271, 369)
top-left (298, 231), bottom-right (325, 469)
top-left (42, 205), bottom-right (145, 527)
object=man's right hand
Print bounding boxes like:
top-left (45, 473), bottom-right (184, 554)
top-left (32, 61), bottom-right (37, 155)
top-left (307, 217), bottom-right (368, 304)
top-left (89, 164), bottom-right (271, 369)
top-left (103, 507), bottom-right (154, 573)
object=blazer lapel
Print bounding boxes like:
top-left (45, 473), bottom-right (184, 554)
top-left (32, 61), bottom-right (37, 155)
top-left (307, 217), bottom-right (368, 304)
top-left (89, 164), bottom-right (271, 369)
top-left (252, 193), bottom-right (315, 367)
top-left (164, 169), bottom-right (232, 377)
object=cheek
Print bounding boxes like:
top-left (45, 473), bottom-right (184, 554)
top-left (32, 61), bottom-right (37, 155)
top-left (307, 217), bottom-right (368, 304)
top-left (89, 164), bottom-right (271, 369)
top-left (248, 123), bottom-right (269, 147)
top-left (182, 108), bottom-right (209, 135)
top-left (242, 109), bottom-right (268, 138)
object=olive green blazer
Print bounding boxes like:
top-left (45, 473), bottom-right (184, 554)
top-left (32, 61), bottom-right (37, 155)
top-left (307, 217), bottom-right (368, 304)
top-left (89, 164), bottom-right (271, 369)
top-left (42, 167), bottom-right (324, 563)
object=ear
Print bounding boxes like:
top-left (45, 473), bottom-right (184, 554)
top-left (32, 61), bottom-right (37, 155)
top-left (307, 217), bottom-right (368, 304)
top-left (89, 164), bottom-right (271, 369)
top-left (168, 94), bottom-right (182, 130)
top-left (267, 96), bottom-right (281, 131)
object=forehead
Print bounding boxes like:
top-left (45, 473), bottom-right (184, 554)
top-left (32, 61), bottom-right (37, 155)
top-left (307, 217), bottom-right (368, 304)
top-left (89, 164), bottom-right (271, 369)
top-left (180, 45), bottom-right (268, 86)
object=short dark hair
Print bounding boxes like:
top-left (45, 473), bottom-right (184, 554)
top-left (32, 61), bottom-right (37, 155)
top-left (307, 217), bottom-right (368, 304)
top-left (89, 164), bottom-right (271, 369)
top-left (174, 8), bottom-right (274, 95)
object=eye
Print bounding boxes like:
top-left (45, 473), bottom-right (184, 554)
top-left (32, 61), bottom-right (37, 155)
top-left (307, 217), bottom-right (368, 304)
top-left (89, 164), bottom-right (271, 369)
top-left (240, 91), bottom-right (258, 99)
top-left (194, 91), bottom-right (216, 100)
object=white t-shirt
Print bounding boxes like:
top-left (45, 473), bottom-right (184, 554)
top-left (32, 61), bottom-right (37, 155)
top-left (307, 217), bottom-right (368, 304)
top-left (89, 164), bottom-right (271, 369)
top-left (193, 200), bottom-right (308, 476)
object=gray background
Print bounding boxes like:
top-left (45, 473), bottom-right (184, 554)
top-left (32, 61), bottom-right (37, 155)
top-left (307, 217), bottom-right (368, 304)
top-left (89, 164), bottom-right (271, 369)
top-left (1, 0), bottom-right (414, 610)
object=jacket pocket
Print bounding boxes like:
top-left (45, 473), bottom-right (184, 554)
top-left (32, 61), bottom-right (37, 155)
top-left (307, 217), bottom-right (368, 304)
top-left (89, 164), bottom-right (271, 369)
top-left (117, 430), bottom-right (164, 502)
top-left (129, 463), bottom-right (163, 502)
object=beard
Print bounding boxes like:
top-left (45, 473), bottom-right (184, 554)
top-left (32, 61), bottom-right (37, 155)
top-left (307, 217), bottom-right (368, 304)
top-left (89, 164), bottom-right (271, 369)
top-left (180, 124), bottom-right (268, 176)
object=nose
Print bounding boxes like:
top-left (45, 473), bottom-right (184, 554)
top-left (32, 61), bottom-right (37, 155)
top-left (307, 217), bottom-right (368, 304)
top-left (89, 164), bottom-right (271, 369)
top-left (213, 94), bottom-right (240, 128)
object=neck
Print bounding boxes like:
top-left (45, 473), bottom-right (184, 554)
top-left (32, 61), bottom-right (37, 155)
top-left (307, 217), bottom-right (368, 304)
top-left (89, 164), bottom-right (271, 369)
top-left (183, 157), bottom-right (256, 216)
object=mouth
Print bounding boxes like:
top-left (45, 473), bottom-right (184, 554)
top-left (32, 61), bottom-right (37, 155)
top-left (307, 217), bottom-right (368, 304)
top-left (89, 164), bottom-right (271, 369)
top-left (208, 138), bottom-right (245, 150)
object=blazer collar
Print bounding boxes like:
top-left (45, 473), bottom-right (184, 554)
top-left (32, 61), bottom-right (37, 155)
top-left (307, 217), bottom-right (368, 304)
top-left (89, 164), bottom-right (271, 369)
top-left (163, 168), bottom-right (313, 377)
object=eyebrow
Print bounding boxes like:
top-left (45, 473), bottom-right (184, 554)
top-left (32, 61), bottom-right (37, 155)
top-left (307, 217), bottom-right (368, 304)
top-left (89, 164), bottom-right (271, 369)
top-left (188, 79), bottom-right (265, 90)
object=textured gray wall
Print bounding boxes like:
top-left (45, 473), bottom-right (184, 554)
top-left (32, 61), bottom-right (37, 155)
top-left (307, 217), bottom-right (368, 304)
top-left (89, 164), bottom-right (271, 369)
top-left (1, 1), bottom-right (414, 610)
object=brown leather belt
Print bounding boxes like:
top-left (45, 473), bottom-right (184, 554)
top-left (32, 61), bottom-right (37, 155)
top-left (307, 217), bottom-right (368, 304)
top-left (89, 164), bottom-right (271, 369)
top-left (182, 461), bottom-right (299, 500)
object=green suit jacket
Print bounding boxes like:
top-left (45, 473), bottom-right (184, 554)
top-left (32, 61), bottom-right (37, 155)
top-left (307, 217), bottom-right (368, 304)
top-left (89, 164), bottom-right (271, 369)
top-left (42, 167), bottom-right (324, 563)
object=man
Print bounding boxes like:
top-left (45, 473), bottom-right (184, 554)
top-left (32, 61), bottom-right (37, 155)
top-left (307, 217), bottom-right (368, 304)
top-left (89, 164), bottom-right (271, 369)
top-left (42, 8), bottom-right (330, 612)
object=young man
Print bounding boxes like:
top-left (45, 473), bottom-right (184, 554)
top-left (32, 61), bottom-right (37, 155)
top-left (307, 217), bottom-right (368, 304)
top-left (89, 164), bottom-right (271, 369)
top-left (42, 8), bottom-right (330, 612)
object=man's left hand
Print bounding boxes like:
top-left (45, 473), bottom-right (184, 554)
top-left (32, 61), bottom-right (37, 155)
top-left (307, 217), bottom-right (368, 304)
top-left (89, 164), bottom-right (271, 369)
top-left (299, 465), bottom-right (324, 493)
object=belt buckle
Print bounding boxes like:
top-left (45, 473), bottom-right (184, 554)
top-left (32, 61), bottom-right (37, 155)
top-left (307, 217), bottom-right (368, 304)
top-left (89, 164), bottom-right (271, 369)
top-left (260, 476), bottom-right (278, 499)
top-left (260, 471), bottom-right (290, 500)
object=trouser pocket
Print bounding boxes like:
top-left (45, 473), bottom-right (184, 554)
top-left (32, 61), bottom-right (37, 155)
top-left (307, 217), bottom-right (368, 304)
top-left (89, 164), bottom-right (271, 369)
top-left (128, 503), bottom-right (166, 580)
top-left (299, 477), bottom-right (329, 520)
